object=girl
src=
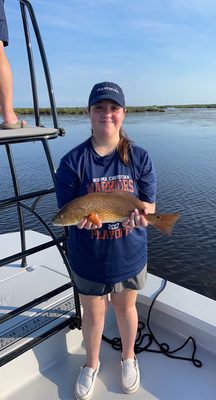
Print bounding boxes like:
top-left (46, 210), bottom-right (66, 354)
top-left (55, 81), bottom-right (156, 400)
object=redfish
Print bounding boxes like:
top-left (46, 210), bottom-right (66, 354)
top-left (52, 191), bottom-right (180, 236)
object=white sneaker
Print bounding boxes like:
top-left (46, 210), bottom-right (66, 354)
top-left (75, 361), bottom-right (100, 400)
top-left (121, 357), bottom-right (140, 394)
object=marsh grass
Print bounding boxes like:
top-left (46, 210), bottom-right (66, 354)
top-left (2, 104), bottom-right (215, 116)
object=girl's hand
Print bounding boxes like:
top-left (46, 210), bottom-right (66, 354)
top-left (77, 218), bottom-right (102, 230)
top-left (122, 208), bottom-right (149, 229)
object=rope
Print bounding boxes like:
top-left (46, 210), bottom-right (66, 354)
top-left (102, 279), bottom-right (202, 368)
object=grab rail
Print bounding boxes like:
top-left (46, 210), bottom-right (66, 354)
top-left (19, 0), bottom-right (61, 131)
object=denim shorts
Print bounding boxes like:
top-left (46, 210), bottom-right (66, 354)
top-left (0, 1), bottom-right (8, 47)
top-left (72, 265), bottom-right (147, 296)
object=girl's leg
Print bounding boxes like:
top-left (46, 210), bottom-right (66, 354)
top-left (111, 289), bottom-right (140, 394)
top-left (80, 294), bottom-right (108, 370)
top-left (111, 289), bottom-right (138, 359)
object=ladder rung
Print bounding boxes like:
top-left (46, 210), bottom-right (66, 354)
top-left (0, 127), bottom-right (59, 144)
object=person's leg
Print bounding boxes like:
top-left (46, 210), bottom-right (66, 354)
top-left (111, 288), bottom-right (138, 360)
top-left (75, 294), bottom-right (108, 400)
top-left (0, 40), bottom-right (19, 124)
top-left (80, 294), bottom-right (108, 369)
top-left (111, 289), bottom-right (140, 394)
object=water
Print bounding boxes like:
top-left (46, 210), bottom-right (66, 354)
top-left (1, 108), bottom-right (216, 300)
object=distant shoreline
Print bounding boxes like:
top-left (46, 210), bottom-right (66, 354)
top-left (12, 104), bottom-right (216, 115)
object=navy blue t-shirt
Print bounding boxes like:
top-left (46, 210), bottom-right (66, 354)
top-left (55, 137), bottom-right (156, 284)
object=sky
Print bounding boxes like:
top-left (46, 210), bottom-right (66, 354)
top-left (5, 0), bottom-right (216, 107)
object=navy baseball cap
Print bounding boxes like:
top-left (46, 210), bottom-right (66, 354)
top-left (88, 81), bottom-right (125, 108)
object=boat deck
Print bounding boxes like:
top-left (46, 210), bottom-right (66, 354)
top-left (1, 303), bottom-right (216, 400)
top-left (0, 231), bottom-right (216, 399)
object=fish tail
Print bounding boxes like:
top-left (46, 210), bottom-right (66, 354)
top-left (151, 213), bottom-right (180, 236)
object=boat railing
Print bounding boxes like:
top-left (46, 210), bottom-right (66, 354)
top-left (0, 0), bottom-right (81, 366)
top-left (20, 0), bottom-right (62, 131)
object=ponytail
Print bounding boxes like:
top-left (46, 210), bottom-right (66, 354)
top-left (117, 128), bottom-right (133, 165)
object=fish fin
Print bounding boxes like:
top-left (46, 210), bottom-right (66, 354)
top-left (87, 212), bottom-right (101, 226)
top-left (152, 213), bottom-right (180, 236)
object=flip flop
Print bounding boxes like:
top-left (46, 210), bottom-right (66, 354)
top-left (0, 119), bottom-right (27, 130)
